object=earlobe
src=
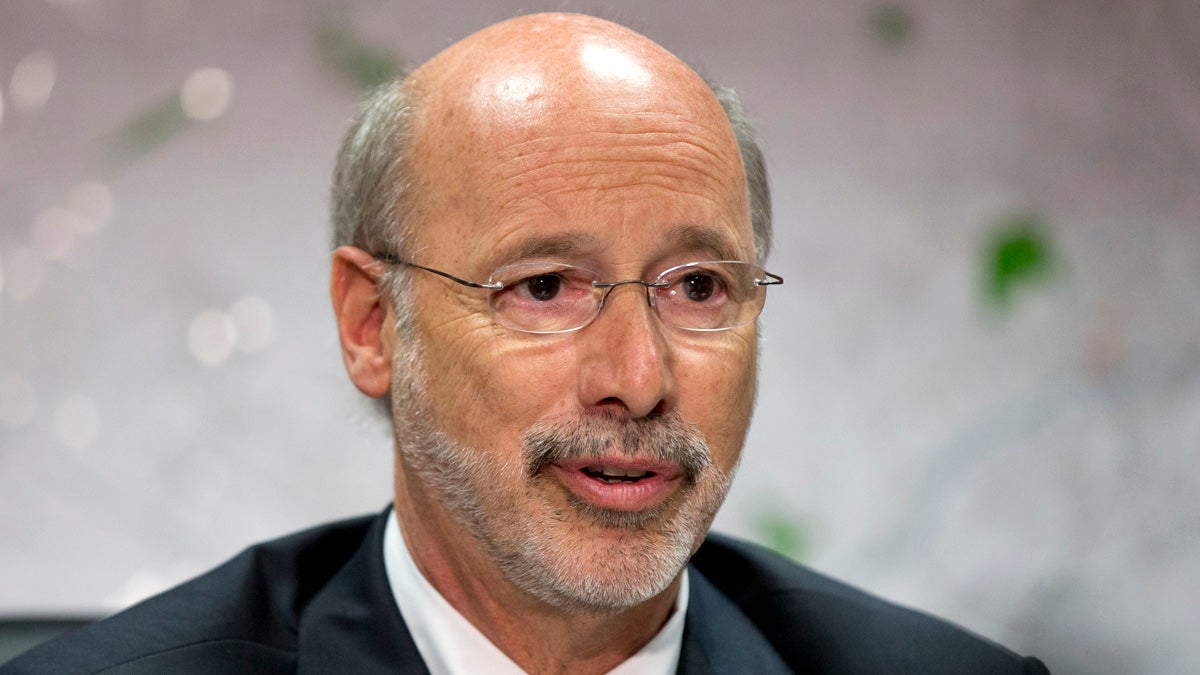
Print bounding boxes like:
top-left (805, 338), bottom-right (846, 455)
top-left (331, 246), bottom-right (394, 398)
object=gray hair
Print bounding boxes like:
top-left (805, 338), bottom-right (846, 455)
top-left (708, 82), bottom-right (773, 263)
top-left (330, 80), bottom-right (417, 259)
top-left (330, 79), bottom-right (773, 267)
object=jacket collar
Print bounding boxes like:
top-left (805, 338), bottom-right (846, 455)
top-left (677, 565), bottom-right (793, 675)
top-left (297, 510), bottom-right (430, 674)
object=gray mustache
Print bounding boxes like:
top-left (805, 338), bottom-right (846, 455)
top-left (522, 413), bottom-right (712, 483)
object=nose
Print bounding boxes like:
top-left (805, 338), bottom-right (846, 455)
top-left (575, 283), bottom-right (677, 419)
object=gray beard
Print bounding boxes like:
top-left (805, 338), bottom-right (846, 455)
top-left (389, 339), bottom-right (733, 613)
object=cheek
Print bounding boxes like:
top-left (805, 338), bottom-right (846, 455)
top-left (424, 331), bottom-right (579, 449)
top-left (675, 338), bottom-right (756, 467)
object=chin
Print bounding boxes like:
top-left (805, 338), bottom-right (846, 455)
top-left (486, 472), bottom-right (729, 613)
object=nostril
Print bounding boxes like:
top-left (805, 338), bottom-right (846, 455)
top-left (647, 399), bottom-right (668, 419)
top-left (594, 396), bottom-right (668, 418)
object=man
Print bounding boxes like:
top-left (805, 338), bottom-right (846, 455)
top-left (5, 13), bottom-right (1049, 675)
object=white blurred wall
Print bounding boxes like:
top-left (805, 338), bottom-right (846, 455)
top-left (2, 1), bottom-right (1198, 673)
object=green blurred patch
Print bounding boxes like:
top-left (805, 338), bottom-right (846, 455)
top-left (754, 510), bottom-right (811, 562)
top-left (317, 21), bottom-right (404, 90)
top-left (983, 212), bottom-right (1059, 308)
top-left (108, 97), bottom-right (189, 165)
top-left (872, 4), bottom-right (914, 46)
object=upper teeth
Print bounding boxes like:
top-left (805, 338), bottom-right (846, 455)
top-left (587, 465), bottom-right (650, 478)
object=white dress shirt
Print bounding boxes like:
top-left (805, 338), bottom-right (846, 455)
top-left (382, 510), bottom-right (688, 674)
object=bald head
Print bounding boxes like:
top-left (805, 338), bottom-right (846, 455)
top-left (331, 12), bottom-right (771, 265)
top-left (408, 13), bottom-right (727, 134)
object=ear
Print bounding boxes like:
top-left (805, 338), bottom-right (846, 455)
top-left (331, 246), bottom-right (395, 398)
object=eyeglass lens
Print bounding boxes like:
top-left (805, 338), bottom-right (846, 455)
top-left (486, 261), bottom-right (770, 334)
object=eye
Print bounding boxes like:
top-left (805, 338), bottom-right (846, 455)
top-left (515, 274), bottom-right (563, 301)
top-left (680, 272), bottom-right (718, 302)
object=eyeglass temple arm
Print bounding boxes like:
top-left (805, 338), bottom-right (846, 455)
top-left (373, 254), bottom-right (503, 290)
top-left (756, 271), bottom-right (784, 286)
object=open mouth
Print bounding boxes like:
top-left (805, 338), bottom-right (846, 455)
top-left (548, 458), bottom-right (682, 511)
top-left (581, 465), bottom-right (655, 484)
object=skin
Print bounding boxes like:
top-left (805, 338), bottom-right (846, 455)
top-left (331, 13), bottom-right (758, 674)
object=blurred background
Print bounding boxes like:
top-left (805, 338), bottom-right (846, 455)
top-left (2, 0), bottom-right (1198, 672)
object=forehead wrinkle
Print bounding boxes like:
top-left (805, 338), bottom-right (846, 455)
top-left (489, 129), bottom-right (735, 184)
top-left (483, 151), bottom-right (738, 218)
top-left (489, 171), bottom-right (731, 217)
top-left (490, 110), bottom-right (733, 160)
top-left (495, 153), bottom-right (733, 197)
top-left (595, 119), bottom-right (735, 171)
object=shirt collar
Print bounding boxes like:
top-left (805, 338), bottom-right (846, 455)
top-left (382, 509), bottom-right (688, 675)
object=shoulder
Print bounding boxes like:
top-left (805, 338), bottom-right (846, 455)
top-left (690, 533), bottom-right (1051, 674)
top-left (1, 514), bottom-right (380, 675)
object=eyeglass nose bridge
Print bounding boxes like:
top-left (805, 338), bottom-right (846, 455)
top-left (590, 278), bottom-right (671, 324)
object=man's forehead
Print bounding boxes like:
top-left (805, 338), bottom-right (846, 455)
top-left (401, 13), bottom-right (751, 265)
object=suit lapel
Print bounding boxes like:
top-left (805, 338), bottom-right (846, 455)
top-left (296, 512), bottom-right (430, 675)
top-left (676, 566), bottom-right (793, 675)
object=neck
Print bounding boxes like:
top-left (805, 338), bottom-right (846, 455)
top-left (392, 466), bottom-right (681, 675)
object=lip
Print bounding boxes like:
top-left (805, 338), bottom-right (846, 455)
top-left (548, 456), bottom-right (684, 512)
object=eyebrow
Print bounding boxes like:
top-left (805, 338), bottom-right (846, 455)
top-left (493, 223), bottom-right (743, 267)
top-left (498, 232), bottom-right (601, 263)
top-left (664, 224), bottom-right (742, 261)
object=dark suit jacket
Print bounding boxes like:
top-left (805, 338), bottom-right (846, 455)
top-left (3, 510), bottom-right (1050, 674)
